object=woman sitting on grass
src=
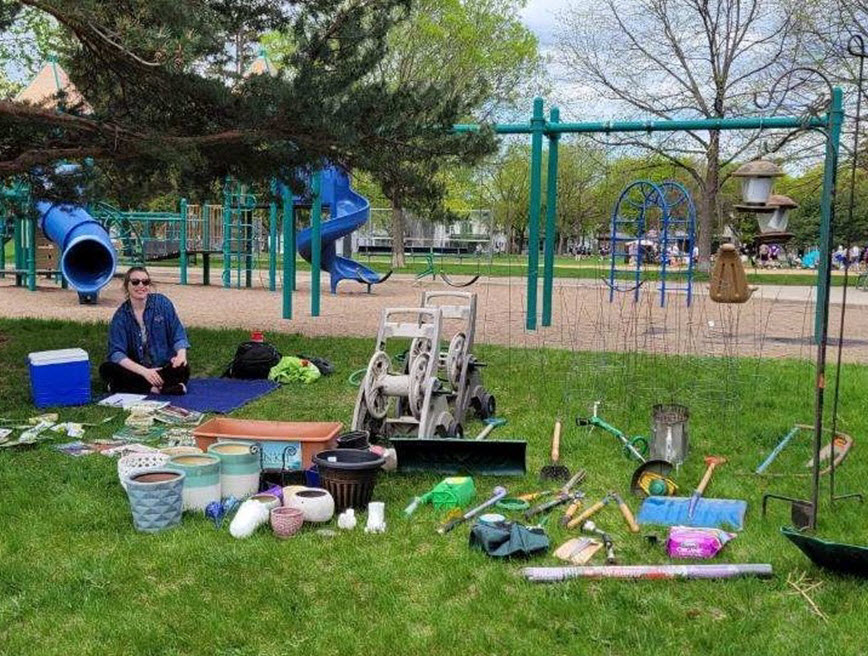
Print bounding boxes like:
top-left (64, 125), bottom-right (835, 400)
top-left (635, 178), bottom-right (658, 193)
top-left (99, 266), bottom-right (191, 395)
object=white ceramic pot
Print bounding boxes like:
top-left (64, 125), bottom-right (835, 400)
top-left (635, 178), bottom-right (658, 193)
top-left (285, 488), bottom-right (335, 523)
top-left (250, 493), bottom-right (281, 511)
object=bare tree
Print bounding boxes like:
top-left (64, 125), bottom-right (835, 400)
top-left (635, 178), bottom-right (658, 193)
top-left (556, 0), bottom-right (805, 269)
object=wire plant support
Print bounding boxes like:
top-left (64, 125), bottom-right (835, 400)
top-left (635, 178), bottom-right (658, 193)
top-left (760, 49), bottom-right (865, 529)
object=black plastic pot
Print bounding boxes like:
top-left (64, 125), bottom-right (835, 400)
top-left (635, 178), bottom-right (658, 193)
top-left (312, 448), bottom-right (385, 511)
top-left (336, 430), bottom-right (371, 450)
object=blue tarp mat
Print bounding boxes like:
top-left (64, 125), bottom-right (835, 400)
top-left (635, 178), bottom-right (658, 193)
top-left (146, 377), bottom-right (278, 414)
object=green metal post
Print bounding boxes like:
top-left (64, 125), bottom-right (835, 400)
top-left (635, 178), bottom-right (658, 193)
top-left (808, 87), bottom-right (843, 528)
top-left (27, 216), bottom-right (36, 291)
top-left (526, 97), bottom-right (545, 330)
top-left (311, 170), bottom-right (322, 317)
top-left (13, 211), bottom-right (22, 286)
top-left (0, 207), bottom-right (5, 279)
top-left (222, 180), bottom-right (231, 288)
top-left (269, 179), bottom-right (277, 292)
top-left (203, 206), bottom-right (211, 286)
top-left (815, 88), bottom-right (843, 345)
top-left (179, 198), bottom-right (188, 285)
top-left (282, 187), bottom-right (294, 319)
top-left (244, 211), bottom-right (252, 289)
top-left (542, 106), bottom-right (560, 327)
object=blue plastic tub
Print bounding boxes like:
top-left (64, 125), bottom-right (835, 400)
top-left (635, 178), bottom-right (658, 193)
top-left (28, 348), bottom-right (91, 408)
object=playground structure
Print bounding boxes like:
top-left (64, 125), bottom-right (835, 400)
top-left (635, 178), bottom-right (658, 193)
top-left (2, 167), bottom-right (393, 304)
top-left (605, 180), bottom-right (696, 307)
top-left (1, 165), bottom-right (117, 303)
top-left (294, 167), bottom-right (392, 294)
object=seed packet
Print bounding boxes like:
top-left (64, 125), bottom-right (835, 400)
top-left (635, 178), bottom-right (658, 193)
top-left (666, 526), bottom-right (736, 559)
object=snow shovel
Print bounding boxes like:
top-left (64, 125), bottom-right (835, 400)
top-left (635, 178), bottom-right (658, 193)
top-left (638, 455), bottom-right (747, 530)
top-left (392, 417), bottom-right (525, 476)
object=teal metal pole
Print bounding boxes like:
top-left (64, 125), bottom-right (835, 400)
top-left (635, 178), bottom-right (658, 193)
top-left (203, 204), bottom-right (211, 286)
top-left (268, 179), bottom-right (277, 292)
top-left (27, 216), bottom-right (36, 291)
top-left (0, 207), bottom-right (5, 279)
top-left (311, 170), bottom-right (322, 317)
top-left (13, 211), bottom-right (22, 286)
top-left (815, 88), bottom-right (843, 344)
top-left (222, 180), bottom-right (231, 288)
top-left (282, 187), bottom-right (293, 319)
top-left (179, 198), bottom-right (188, 285)
top-left (453, 115), bottom-right (826, 135)
top-left (542, 106), bottom-right (560, 327)
top-left (526, 97), bottom-right (545, 330)
top-left (810, 87), bottom-right (844, 528)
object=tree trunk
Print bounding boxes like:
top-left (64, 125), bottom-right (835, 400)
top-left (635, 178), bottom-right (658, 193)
top-left (698, 130), bottom-right (720, 273)
top-left (391, 204), bottom-right (406, 268)
top-left (558, 232), bottom-right (565, 256)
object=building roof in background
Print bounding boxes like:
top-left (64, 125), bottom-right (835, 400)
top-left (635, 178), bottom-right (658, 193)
top-left (244, 48), bottom-right (278, 78)
top-left (14, 59), bottom-right (92, 113)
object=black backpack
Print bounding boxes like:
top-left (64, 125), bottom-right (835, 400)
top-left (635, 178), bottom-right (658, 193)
top-left (224, 341), bottom-right (282, 379)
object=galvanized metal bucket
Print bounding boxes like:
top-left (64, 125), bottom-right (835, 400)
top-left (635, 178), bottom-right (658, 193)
top-left (651, 404), bottom-right (689, 465)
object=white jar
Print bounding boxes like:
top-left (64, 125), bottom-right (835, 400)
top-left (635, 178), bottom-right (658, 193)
top-left (285, 488), bottom-right (335, 523)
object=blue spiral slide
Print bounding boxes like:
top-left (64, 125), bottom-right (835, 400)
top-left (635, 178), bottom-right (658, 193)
top-left (296, 167), bottom-right (391, 294)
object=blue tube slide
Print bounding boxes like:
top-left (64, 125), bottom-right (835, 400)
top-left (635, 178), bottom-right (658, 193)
top-left (34, 200), bottom-right (117, 294)
top-left (296, 166), bottom-right (391, 294)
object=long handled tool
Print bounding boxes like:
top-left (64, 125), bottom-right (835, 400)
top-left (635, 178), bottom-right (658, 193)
top-left (525, 469), bottom-right (586, 519)
top-left (539, 419), bottom-right (570, 482)
top-left (576, 402), bottom-right (676, 497)
top-left (437, 486), bottom-right (507, 534)
top-left (475, 417), bottom-right (506, 440)
top-left (565, 492), bottom-right (639, 533)
top-left (687, 456), bottom-right (726, 518)
top-left (638, 455), bottom-right (747, 530)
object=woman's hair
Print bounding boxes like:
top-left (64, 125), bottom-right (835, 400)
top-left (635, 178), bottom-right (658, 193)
top-left (122, 266), bottom-right (154, 299)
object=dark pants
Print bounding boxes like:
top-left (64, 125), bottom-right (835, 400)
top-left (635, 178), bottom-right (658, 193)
top-left (99, 361), bottom-right (190, 394)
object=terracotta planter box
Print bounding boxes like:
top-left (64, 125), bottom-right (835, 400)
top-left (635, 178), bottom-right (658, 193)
top-left (193, 418), bottom-right (342, 472)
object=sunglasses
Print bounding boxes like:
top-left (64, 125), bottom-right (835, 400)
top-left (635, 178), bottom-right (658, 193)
top-left (129, 279), bottom-right (151, 287)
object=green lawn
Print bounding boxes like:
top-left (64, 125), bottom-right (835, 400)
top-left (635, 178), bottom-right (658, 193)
top-left (1, 318), bottom-right (867, 655)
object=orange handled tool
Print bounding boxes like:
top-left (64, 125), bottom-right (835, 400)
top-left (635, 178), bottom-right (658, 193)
top-left (610, 492), bottom-right (639, 533)
top-left (567, 495), bottom-right (610, 529)
top-left (560, 498), bottom-right (584, 527)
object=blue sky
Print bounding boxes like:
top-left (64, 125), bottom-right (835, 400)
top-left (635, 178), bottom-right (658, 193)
top-left (520, 0), bottom-right (571, 46)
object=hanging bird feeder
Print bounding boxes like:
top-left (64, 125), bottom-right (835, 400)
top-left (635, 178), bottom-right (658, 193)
top-left (732, 159), bottom-right (784, 206)
top-left (754, 194), bottom-right (798, 234)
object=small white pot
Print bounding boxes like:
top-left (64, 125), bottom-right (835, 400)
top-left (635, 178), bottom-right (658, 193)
top-left (285, 488), bottom-right (335, 523)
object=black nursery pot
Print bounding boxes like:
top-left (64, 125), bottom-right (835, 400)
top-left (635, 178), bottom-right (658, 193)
top-left (336, 430), bottom-right (371, 450)
top-left (312, 448), bottom-right (385, 511)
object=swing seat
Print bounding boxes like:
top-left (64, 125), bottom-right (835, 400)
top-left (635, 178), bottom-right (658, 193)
top-left (709, 244), bottom-right (756, 303)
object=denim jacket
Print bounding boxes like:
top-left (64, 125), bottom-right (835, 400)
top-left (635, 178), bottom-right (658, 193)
top-left (108, 293), bottom-right (190, 367)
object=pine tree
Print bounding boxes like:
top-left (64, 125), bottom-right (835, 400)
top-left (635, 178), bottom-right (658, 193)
top-left (0, 0), bottom-right (496, 203)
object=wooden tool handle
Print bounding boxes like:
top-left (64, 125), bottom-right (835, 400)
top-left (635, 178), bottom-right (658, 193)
top-left (567, 499), bottom-right (606, 529)
top-left (560, 500), bottom-right (583, 527)
top-left (475, 423), bottom-right (496, 441)
top-left (551, 420), bottom-right (562, 462)
top-left (696, 461), bottom-right (719, 495)
top-left (516, 490), bottom-right (549, 502)
top-left (616, 498), bottom-right (640, 533)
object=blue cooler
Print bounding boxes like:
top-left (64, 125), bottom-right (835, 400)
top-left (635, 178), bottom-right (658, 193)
top-left (28, 348), bottom-right (91, 408)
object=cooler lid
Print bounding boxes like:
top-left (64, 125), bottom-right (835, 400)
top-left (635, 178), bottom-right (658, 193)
top-left (28, 348), bottom-right (89, 365)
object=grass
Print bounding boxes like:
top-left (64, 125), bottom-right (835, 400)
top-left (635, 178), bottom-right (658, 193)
top-left (2, 318), bottom-right (868, 655)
